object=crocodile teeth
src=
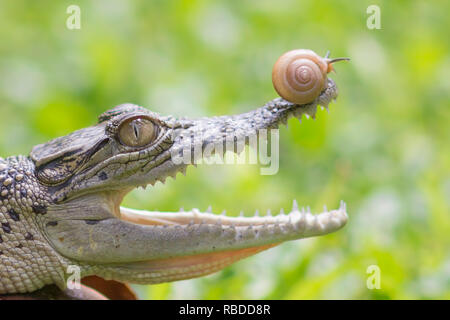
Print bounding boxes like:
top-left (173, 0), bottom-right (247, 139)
top-left (292, 199), bottom-right (299, 212)
top-left (119, 200), bottom-right (348, 242)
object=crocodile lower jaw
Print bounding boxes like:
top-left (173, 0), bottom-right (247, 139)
top-left (107, 202), bottom-right (348, 282)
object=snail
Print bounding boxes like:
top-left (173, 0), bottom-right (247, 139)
top-left (272, 49), bottom-right (349, 105)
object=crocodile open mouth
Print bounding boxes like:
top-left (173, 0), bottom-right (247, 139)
top-left (110, 196), bottom-right (348, 283)
top-left (105, 89), bottom-right (348, 283)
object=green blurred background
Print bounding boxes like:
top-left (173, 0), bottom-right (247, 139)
top-left (0, 0), bottom-right (449, 299)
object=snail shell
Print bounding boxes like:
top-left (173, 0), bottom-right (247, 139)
top-left (272, 49), bottom-right (348, 105)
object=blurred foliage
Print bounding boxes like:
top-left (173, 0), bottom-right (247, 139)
top-left (0, 0), bottom-right (449, 299)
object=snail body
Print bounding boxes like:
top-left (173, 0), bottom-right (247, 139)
top-left (272, 49), bottom-right (349, 105)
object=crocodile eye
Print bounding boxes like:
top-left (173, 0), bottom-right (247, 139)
top-left (118, 117), bottom-right (157, 147)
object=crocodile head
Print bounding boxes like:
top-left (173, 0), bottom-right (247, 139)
top-left (29, 79), bottom-right (347, 285)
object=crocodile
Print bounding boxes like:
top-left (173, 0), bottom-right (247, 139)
top-left (0, 78), bottom-right (347, 297)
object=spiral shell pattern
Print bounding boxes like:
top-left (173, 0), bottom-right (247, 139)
top-left (272, 49), bottom-right (328, 105)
